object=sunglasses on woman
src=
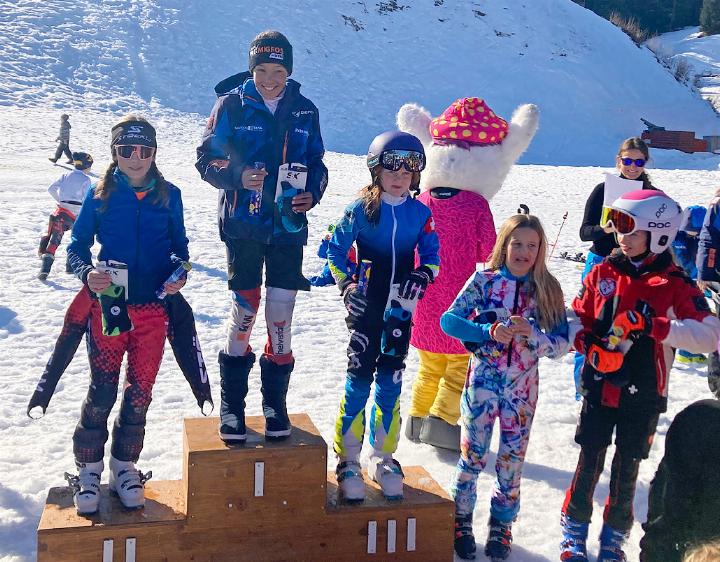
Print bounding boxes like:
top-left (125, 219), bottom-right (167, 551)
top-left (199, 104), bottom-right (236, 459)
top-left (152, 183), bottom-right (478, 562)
top-left (115, 145), bottom-right (155, 160)
top-left (369, 149), bottom-right (426, 172)
top-left (619, 157), bottom-right (646, 167)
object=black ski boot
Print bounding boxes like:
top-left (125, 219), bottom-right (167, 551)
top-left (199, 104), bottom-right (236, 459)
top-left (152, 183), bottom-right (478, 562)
top-left (65, 258), bottom-right (74, 274)
top-left (454, 513), bottom-right (476, 560)
top-left (38, 253), bottom-right (54, 280)
top-left (485, 516), bottom-right (513, 561)
top-left (259, 354), bottom-right (293, 439)
top-left (218, 351), bottom-right (255, 443)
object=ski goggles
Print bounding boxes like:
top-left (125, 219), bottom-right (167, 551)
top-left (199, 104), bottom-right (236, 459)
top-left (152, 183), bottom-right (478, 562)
top-left (115, 145), bottom-right (155, 160)
top-left (600, 206), bottom-right (637, 235)
top-left (619, 157), bottom-right (646, 167)
top-left (370, 149), bottom-right (426, 172)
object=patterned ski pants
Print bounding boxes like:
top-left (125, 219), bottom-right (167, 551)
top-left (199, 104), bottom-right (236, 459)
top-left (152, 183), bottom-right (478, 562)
top-left (334, 308), bottom-right (407, 461)
top-left (73, 303), bottom-right (167, 463)
top-left (452, 386), bottom-right (535, 523)
top-left (39, 208), bottom-right (74, 256)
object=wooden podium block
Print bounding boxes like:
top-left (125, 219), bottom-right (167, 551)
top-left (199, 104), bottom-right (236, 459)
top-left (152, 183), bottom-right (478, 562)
top-left (183, 413), bottom-right (328, 527)
top-left (37, 480), bottom-right (186, 562)
top-left (37, 413), bottom-right (455, 561)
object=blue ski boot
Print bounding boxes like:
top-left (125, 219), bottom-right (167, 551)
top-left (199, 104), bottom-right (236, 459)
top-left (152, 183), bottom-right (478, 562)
top-left (485, 516), bottom-right (512, 561)
top-left (454, 513), bottom-right (476, 560)
top-left (560, 512), bottom-right (589, 561)
top-left (597, 523), bottom-right (629, 562)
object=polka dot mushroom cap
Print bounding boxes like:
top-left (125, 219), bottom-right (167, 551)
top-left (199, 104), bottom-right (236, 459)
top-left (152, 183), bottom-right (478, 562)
top-left (429, 97), bottom-right (508, 145)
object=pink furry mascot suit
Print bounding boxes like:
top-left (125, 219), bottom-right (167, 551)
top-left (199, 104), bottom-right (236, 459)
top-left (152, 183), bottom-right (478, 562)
top-left (398, 97), bottom-right (539, 451)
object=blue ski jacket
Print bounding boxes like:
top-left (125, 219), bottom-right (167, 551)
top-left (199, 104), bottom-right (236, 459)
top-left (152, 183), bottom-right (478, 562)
top-left (327, 193), bottom-right (440, 305)
top-left (195, 72), bottom-right (328, 245)
top-left (697, 193), bottom-right (720, 283)
top-left (68, 170), bottom-right (190, 304)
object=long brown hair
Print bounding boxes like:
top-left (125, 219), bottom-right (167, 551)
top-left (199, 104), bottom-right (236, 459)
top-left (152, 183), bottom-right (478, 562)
top-left (359, 165), bottom-right (421, 225)
top-left (487, 214), bottom-right (565, 331)
top-left (94, 114), bottom-right (170, 208)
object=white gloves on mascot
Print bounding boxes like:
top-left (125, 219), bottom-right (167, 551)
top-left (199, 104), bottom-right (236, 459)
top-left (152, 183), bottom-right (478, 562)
top-left (398, 97), bottom-right (539, 451)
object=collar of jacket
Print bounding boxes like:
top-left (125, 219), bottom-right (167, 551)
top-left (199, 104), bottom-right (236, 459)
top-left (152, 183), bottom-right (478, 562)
top-left (239, 78), bottom-right (299, 113)
top-left (113, 169), bottom-right (156, 193)
top-left (608, 249), bottom-right (672, 277)
top-left (499, 265), bottom-right (530, 282)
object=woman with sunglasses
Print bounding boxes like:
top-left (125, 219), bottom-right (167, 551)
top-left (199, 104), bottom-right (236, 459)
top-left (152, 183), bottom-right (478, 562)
top-left (560, 190), bottom-right (720, 562)
top-left (327, 131), bottom-right (440, 502)
top-left (572, 137), bottom-right (656, 400)
top-left (65, 115), bottom-right (189, 514)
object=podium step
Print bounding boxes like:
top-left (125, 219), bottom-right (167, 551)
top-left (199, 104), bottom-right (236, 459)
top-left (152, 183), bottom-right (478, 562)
top-left (37, 413), bottom-right (454, 561)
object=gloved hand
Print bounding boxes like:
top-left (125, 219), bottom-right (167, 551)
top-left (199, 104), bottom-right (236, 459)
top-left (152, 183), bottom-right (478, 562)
top-left (398, 267), bottom-right (432, 300)
top-left (611, 309), bottom-right (651, 341)
top-left (342, 283), bottom-right (367, 318)
top-left (586, 336), bottom-right (624, 374)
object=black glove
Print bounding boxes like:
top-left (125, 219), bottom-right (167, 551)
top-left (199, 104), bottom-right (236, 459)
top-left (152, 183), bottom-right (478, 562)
top-left (342, 283), bottom-right (367, 318)
top-left (398, 267), bottom-right (432, 300)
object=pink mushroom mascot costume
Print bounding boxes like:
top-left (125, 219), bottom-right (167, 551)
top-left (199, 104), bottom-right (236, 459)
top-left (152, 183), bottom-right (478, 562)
top-left (397, 97), bottom-right (539, 451)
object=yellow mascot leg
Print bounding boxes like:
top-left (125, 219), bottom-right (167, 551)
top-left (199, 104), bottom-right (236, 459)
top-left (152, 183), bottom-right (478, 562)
top-left (429, 353), bottom-right (470, 425)
top-left (408, 350), bottom-right (447, 418)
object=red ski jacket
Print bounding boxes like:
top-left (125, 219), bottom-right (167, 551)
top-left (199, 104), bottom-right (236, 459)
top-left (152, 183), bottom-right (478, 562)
top-left (572, 251), bottom-right (719, 413)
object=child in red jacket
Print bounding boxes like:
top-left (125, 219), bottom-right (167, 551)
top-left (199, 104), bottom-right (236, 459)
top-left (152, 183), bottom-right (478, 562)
top-left (560, 190), bottom-right (720, 562)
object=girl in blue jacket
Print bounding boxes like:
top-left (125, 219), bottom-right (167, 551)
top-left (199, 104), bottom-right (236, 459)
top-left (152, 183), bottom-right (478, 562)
top-left (327, 131), bottom-right (440, 503)
top-left (66, 115), bottom-right (189, 515)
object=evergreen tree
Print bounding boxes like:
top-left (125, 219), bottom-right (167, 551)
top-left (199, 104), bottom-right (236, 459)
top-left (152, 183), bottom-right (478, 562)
top-left (701, 0), bottom-right (720, 34)
top-left (672, 0), bottom-right (702, 29)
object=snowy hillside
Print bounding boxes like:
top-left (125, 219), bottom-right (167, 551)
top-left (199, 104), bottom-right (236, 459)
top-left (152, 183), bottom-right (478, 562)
top-left (648, 26), bottom-right (720, 109)
top-left (1, 0), bottom-right (719, 165)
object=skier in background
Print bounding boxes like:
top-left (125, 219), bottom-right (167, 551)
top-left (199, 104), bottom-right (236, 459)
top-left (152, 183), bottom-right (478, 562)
top-left (560, 190), bottom-right (720, 562)
top-left (309, 222), bottom-right (357, 287)
top-left (441, 213), bottom-right (569, 561)
top-left (328, 131), bottom-right (439, 503)
top-left (672, 205), bottom-right (708, 365)
top-left (37, 151), bottom-right (93, 280)
top-left (65, 115), bottom-right (189, 515)
top-left (49, 113), bottom-right (73, 164)
top-left (196, 30), bottom-right (328, 443)
top-left (695, 190), bottom-right (720, 400)
top-left (573, 137), bottom-right (657, 399)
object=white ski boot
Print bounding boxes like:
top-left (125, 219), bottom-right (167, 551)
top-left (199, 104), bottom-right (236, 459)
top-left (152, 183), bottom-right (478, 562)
top-left (336, 459), bottom-right (366, 503)
top-left (109, 456), bottom-right (151, 509)
top-left (368, 452), bottom-right (404, 500)
top-left (64, 460), bottom-right (103, 515)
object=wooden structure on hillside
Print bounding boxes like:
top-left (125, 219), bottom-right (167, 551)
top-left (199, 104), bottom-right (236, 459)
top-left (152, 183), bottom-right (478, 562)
top-left (37, 414), bottom-right (454, 561)
top-left (640, 118), bottom-right (720, 153)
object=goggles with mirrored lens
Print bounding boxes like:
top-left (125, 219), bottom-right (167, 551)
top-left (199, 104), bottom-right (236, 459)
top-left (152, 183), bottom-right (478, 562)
top-left (373, 149), bottom-right (426, 172)
top-left (601, 206), bottom-right (637, 235)
top-left (115, 145), bottom-right (155, 159)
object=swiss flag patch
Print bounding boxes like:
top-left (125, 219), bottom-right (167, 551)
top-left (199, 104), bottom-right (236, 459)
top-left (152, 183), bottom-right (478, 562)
top-left (423, 216), bottom-right (436, 233)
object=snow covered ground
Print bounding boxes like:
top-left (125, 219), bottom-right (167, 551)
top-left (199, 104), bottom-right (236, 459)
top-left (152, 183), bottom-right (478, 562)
top-left (2, 0), bottom-right (720, 560)
top-left (1, 105), bottom-right (719, 562)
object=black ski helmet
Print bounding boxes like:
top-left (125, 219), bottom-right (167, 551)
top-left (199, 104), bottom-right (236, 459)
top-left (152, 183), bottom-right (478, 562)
top-left (72, 151), bottom-right (93, 170)
top-left (367, 131), bottom-right (425, 170)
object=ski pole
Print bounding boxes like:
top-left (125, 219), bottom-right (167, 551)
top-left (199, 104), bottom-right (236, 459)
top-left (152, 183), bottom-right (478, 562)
top-left (549, 211), bottom-right (568, 259)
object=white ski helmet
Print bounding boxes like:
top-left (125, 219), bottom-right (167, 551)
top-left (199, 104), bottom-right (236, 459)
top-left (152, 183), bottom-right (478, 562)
top-left (602, 189), bottom-right (682, 254)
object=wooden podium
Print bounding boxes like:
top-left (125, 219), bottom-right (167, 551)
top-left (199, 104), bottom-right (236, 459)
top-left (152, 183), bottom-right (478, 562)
top-left (37, 414), bottom-right (454, 561)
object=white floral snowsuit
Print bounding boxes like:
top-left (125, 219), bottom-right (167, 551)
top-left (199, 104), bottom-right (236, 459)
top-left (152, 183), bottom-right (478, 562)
top-left (442, 267), bottom-right (569, 522)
